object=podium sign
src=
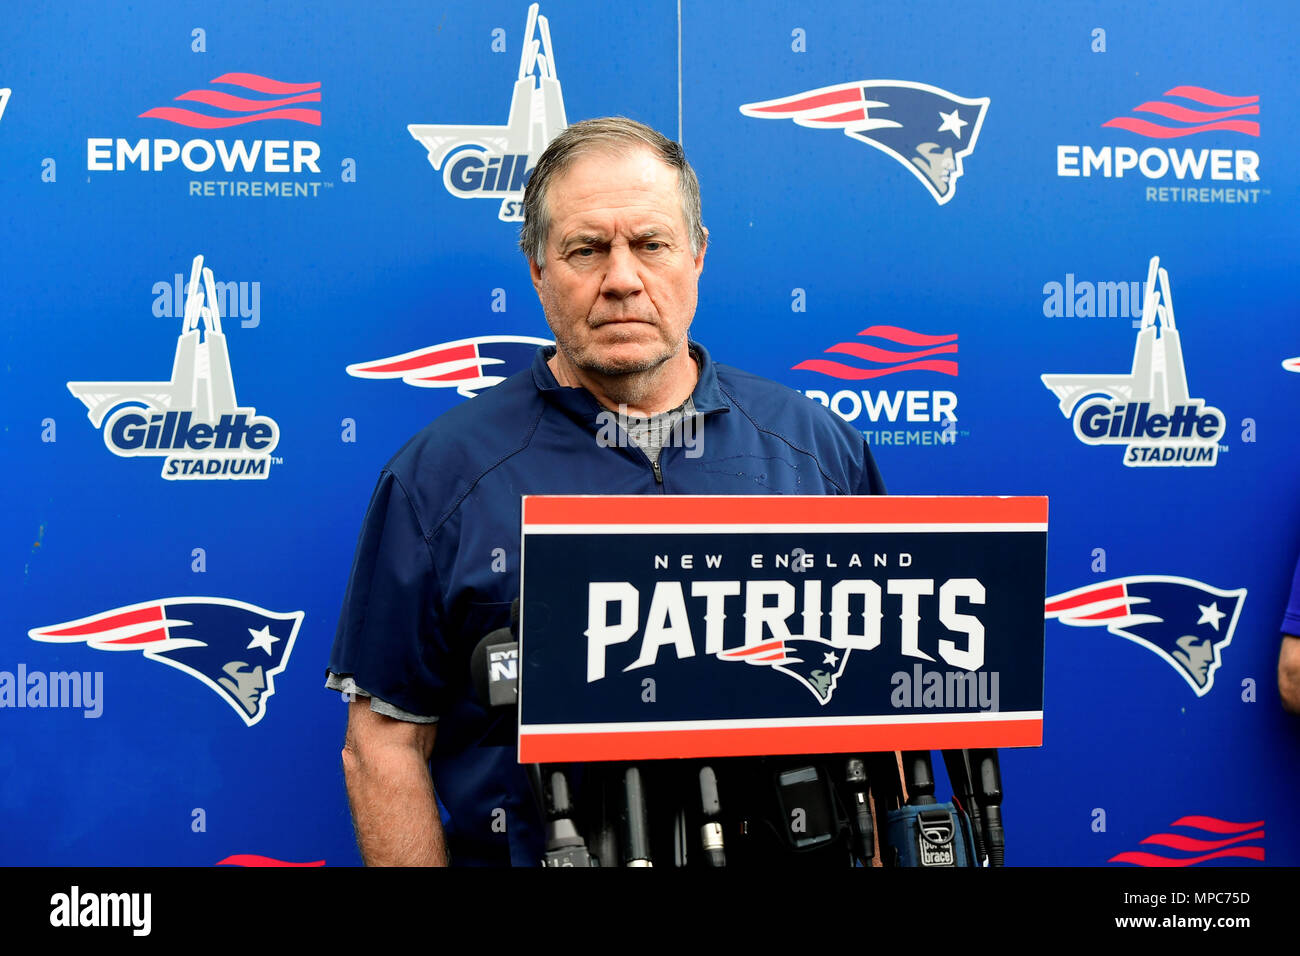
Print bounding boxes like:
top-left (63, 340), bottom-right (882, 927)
top-left (518, 496), bottom-right (1047, 763)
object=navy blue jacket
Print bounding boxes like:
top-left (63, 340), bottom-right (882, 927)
top-left (329, 343), bottom-right (885, 865)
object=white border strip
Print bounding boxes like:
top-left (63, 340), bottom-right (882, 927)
top-left (524, 522), bottom-right (1047, 535)
top-left (520, 710), bottom-right (1042, 735)
top-left (676, 0), bottom-right (683, 143)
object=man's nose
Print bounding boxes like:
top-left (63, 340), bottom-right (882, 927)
top-left (600, 244), bottom-right (644, 299)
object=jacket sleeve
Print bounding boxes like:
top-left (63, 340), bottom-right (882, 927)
top-left (327, 469), bottom-right (451, 719)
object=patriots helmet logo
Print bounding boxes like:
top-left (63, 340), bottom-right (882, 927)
top-left (1045, 576), bottom-right (1246, 696)
top-left (719, 636), bottom-right (852, 704)
top-left (29, 598), bottom-right (303, 725)
top-left (347, 334), bottom-right (552, 398)
top-left (741, 81), bottom-right (990, 205)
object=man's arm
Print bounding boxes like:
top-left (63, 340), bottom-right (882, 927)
top-left (341, 698), bottom-right (447, 865)
top-left (1278, 635), bottom-right (1300, 714)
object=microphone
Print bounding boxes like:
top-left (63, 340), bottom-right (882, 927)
top-left (469, 600), bottom-right (594, 866)
top-left (970, 749), bottom-right (1006, 867)
top-left (901, 751), bottom-right (937, 805)
top-left (539, 765), bottom-right (596, 867)
top-left (620, 765), bottom-right (653, 866)
top-left (698, 765), bottom-right (726, 867)
top-left (942, 749), bottom-right (986, 864)
top-left (842, 758), bottom-right (874, 867)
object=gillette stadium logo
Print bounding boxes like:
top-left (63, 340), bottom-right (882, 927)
top-left (408, 3), bottom-right (567, 222)
top-left (1056, 85), bottom-right (1263, 204)
top-left (791, 325), bottom-right (960, 448)
top-left (30, 597), bottom-right (302, 726)
top-left (1041, 257), bottom-right (1224, 467)
top-left (347, 334), bottom-right (552, 398)
top-left (67, 255), bottom-right (280, 479)
top-left (86, 72), bottom-right (328, 198)
top-left (740, 80), bottom-right (989, 204)
top-left (1046, 575), bottom-right (1245, 696)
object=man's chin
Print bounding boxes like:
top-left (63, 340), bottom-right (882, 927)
top-left (571, 341), bottom-right (680, 377)
top-left (582, 353), bottom-right (671, 377)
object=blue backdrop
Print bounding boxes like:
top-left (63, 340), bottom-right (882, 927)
top-left (2, 0), bottom-right (1295, 866)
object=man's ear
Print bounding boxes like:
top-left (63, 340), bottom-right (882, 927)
top-left (529, 257), bottom-right (544, 297)
top-left (693, 228), bottom-right (708, 275)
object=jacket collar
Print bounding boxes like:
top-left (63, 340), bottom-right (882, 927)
top-left (531, 340), bottom-right (731, 420)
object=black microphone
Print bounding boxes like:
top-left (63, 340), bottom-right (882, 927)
top-left (469, 600), bottom-right (594, 865)
top-left (970, 749), bottom-right (1005, 866)
top-left (901, 751), bottom-right (938, 805)
top-left (843, 758), bottom-right (874, 866)
top-left (620, 765), bottom-right (653, 866)
top-left (538, 765), bottom-right (596, 867)
top-left (469, 599), bottom-right (521, 709)
top-left (942, 749), bottom-right (985, 864)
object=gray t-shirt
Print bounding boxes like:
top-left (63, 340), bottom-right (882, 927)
top-left (617, 396), bottom-right (697, 465)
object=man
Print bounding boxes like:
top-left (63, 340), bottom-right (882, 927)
top-left (328, 117), bottom-right (885, 865)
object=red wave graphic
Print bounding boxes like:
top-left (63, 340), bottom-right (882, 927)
top-left (38, 604), bottom-right (162, 637)
top-left (211, 73), bottom-right (321, 95)
top-left (749, 87), bottom-right (859, 113)
top-left (1045, 584), bottom-right (1124, 614)
top-left (1141, 829), bottom-right (1264, 852)
top-left (828, 342), bottom-right (958, 363)
top-left (1101, 117), bottom-right (1259, 138)
top-left (103, 629), bottom-right (168, 645)
top-left (792, 358), bottom-right (958, 379)
top-left (725, 639), bottom-right (786, 658)
top-left (355, 344), bottom-right (475, 374)
top-left (1163, 86), bottom-right (1258, 107)
top-left (1077, 606), bottom-right (1127, 621)
top-left (216, 854), bottom-right (326, 867)
top-left (859, 326), bottom-right (958, 346)
top-left (1171, 815), bottom-right (1264, 834)
top-left (138, 107), bottom-right (322, 128)
top-left (1109, 846), bottom-right (1264, 867)
top-left (176, 89), bottom-right (322, 112)
top-left (1134, 101), bottom-right (1259, 123)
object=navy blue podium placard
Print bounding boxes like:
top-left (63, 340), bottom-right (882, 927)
top-left (519, 495), bottom-right (1047, 762)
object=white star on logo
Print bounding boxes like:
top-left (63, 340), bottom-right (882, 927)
top-left (823, 651), bottom-right (840, 666)
top-left (1196, 602), bottom-right (1226, 631)
top-left (247, 625), bottom-right (280, 655)
top-left (938, 108), bottom-right (968, 138)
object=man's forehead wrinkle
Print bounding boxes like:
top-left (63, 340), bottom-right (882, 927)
top-left (555, 215), bottom-right (680, 251)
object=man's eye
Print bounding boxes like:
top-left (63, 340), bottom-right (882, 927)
top-left (642, 241), bottom-right (664, 252)
top-left (574, 247), bottom-right (596, 257)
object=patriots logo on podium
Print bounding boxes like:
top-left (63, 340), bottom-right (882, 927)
top-left (718, 636), bottom-right (852, 704)
top-left (347, 334), bottom-right (552, 398)
top-left (740, 80), bottom-right (990, 205)
top-left (29, 598), bottom-right (303, 726)
top-left (1045, 576), bottom-right (1246, 696)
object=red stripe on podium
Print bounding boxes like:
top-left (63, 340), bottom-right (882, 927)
top-left (523, 495), bottom-right (1047, 526)
top-left (519, 718), bottom-right (1042, 762)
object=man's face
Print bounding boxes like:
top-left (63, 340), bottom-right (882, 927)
top-left (530, 148), bottom-right (706, 377)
